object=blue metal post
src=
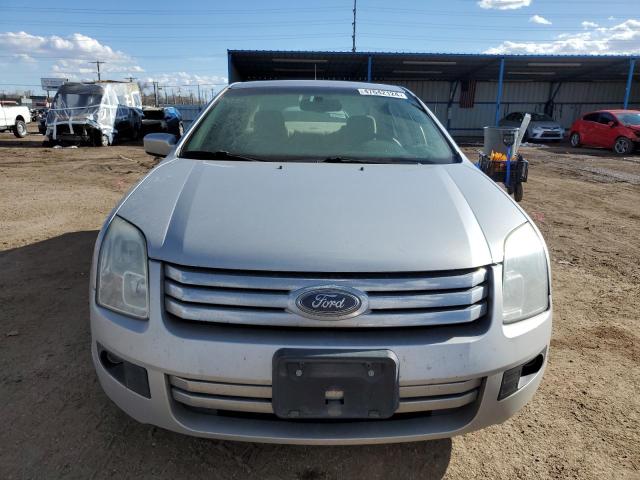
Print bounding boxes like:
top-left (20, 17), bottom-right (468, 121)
top-left (495, 58), bottom-right (505, 126)
top-left (623, 58), bottom-right (636, 109)
top-left (367, 55), bottom-right (372, 82)
top-left (505, 145), bottom-right (511, 187)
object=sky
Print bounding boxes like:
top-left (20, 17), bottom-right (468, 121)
top-left (0, 0), bottom-right (638, 96)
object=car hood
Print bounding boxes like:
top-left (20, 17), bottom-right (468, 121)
top-left (530, 121), bottom-right (562, 129)
top-left (116, 159), bottom-right (526, 272)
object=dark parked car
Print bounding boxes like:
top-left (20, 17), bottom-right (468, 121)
top-left (142, 107), bottom-right (184, 138)
top-left (569, 109), bottom-right (640, 155)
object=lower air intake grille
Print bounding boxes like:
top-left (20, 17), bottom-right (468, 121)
top-left (169, 375), bottom-right (482, 417)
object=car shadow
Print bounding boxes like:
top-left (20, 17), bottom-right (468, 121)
top-left (0, 231), bottom-right (453, 480)
top-left (520, 139), bottom-right (640, 159)
top-left (0, 132), bottom-right (48, 148)
top-left (0, 130), bottom-right (143, 149)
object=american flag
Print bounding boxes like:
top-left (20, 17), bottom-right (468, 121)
top-left (459, 80), bottom-right (477, 108)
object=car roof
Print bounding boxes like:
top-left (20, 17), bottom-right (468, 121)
top-left (229, 79), bottom-right (406, 92)
top-left (585, 109), bottom-right (640, 114)
top-left (508, 112), bottom-right (550, 115)
top-left (57, 83), bottom-right (105, 95)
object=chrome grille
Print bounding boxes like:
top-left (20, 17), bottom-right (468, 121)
top-left (164, 264), bottom-right (489, 328)
top-left (169, 375), bottom-right (482, 416)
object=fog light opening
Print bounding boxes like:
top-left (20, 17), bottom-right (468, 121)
top-left (98, 343), bottom-right (151, 399)
top-left (104, 351), bottom-right (124, 367)
top-left (521, 353), bottom-right (544, 377)
top-left (498, 348), bottom-right (546, 401)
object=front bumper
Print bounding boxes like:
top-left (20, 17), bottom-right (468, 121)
top-left (46, 122), bottom-right (112, 143)
top-left (142, 120), bottom-right (168, 132)
top-left (529, 130), bottom-right (564, 140)
top-left (90, 261), bottom-right (552, 445)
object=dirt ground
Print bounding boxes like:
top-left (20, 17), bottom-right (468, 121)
top-left (1, 129), bottom-right (639, 479)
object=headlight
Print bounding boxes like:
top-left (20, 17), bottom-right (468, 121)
top-left (97, 216), bottom-right (149, 319)
top-left (502, 223), bottom-right (549, 323)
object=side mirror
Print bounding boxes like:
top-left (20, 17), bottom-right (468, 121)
top-left (607, 121), bottom-right (617, 128)
top-left (144, 133), bottom-right (176, 157)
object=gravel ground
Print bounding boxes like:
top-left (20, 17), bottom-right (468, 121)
top-left (0, 131), bottom-right (638, 479)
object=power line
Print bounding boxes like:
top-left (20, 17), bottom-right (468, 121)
top-left (0, 4), bottom-right (626, 17)
top-left (0, 54), bottom-right (228, 59)
top-left (0, 19), bottom-right (347, 29)
top-left (0, 18), bottom-right (612, 32)
top-left (0, 33), bottom-right (348, 42)
top-left (0, 5), bottom-right (346, 15)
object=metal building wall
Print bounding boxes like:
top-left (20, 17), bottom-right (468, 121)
top-left (389, 79), bottom-right (639, 136)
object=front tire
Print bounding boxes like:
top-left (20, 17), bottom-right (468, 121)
top-left (514, 182), bottom-right (524, 202)
top-left (613, 137), bottom-right (633, 155)
top-left (570, 132), bottom-right (581, 148)
top-left (13, 120), bottom-right (27, 138)
top-left (94, 132), bottom-right (110, 147)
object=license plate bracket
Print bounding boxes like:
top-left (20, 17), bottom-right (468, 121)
top-left (272, 349), bottom-right (399, 420)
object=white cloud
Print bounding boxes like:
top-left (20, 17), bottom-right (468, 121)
top-left (485, 18), bottom-right (640, 54)
top-left (13, 53), bottom-right (36, 63)
top-left (582, 21), bottom-right (599, 29)
top-left (138, 72), bottom-right (228, 95)
top-left (0, 31), bottom-right (144, 80)
top-left (478, 0), bottom-right (531, 10)
top-left (530, 15), bottom-right (552, 25)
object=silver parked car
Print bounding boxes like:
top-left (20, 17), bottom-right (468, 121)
top-left (90, 80), bottom-right (552, 445)
top-left (499, 112), bottom-right (564, 141)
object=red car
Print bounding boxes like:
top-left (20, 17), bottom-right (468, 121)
top-left (569, 109), bottom-right (640, 155)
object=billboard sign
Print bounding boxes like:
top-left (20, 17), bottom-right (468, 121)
top-left (41, 77), bottom-right (68, 91)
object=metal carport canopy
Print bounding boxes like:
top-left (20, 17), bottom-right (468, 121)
top-left (227, 50), bottom-right (636, 83)
top-left (227, 50), bottom-right (638, 126)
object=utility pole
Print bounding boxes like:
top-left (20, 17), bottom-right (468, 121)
top-left (153, 82), bottom-right (159, 107)
top-left (89, 60), bottom-right (106, 81)
top-left (351, 0), bottom-right (357, 52)
top-left (197, 84), bottom-right (201, 105)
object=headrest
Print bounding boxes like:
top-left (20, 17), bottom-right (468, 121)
top-left (346, 115), bottom-right (376, 142)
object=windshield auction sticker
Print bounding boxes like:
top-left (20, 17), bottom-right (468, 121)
top-left (357, 88), bottom-right (407, 99)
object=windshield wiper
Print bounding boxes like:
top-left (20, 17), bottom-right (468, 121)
top-left (322, 156), bottom-right (431, 165)
top-left (321, 156), bottom-right (375, 164)
top-left (180, 150), bottom-right (268, 161)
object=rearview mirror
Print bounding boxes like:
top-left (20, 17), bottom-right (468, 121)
top-left (300, 96), bottom-right (342, 113)
top-left (144, 133), bottom-right (177, 157)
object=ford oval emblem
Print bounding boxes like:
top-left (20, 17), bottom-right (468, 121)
top-left (291, 286), bottom-right (368, 320)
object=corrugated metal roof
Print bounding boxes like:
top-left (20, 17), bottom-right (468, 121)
top-left (229, 49), bottom-right (635, 59)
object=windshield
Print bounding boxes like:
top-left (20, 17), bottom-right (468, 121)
top-left (531, 113), bottom-right (553, 122)
top-left (181, 87), bottom-right (458, 164)
top-left (617, 112), bottom-right (640, 126)
top-left (53, 93), bottom-right (103, 109)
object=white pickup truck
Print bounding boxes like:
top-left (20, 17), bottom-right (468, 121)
top-left (0, 103), bottom-right (30, 137)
